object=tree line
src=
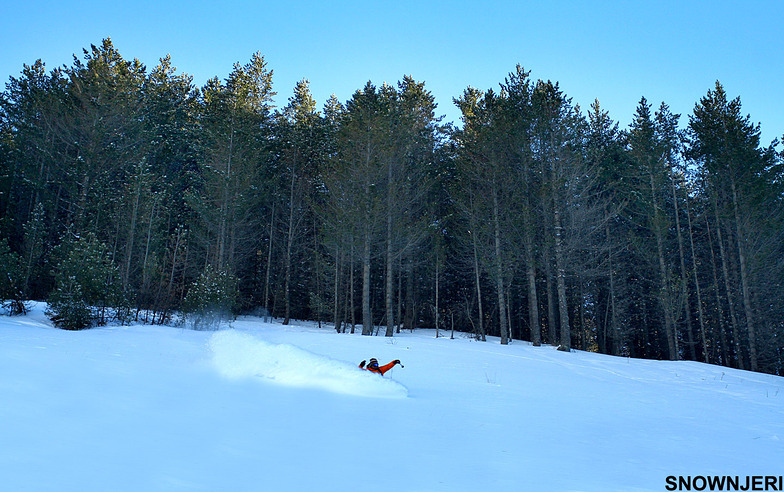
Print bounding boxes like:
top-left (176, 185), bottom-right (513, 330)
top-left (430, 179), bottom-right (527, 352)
top-left (1, 40), bottom-right (782, 374)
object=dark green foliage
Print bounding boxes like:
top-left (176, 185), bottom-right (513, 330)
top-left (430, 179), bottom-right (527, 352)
top-left (0, 237), bottom-right (27, 314)
top-left (182, 264), bottom-right (238, 330)
top-left (46, 232), bottom-right (124, 329)
top-left (46, 280), bottom-right (91, 330)
top-left (188, 52), bottom-right (275, 306)
top-left (685, 82), bottom-right (784, 372)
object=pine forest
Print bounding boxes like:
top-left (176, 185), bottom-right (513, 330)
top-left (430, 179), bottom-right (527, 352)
top-left (2, 40), bottom-right (783, 375)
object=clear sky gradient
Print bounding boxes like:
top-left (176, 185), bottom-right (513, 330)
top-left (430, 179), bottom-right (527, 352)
top-left (2, 0), bottom-right (782, 144)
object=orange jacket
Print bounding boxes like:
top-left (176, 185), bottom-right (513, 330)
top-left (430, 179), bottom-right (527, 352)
top-left (359, 359), bottom-right (401, 375)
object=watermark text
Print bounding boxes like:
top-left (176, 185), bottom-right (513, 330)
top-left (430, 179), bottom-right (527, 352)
top-left (665, 476), bottom-right (783, 491)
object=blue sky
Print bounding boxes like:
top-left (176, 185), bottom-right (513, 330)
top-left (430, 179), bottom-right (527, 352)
top-left (2, 0), bottom-right (782, 144)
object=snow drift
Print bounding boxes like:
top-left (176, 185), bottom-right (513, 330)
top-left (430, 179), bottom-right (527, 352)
top-left (209, 330), bottom-right (407, 399)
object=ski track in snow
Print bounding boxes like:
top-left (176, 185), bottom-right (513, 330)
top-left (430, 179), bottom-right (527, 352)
top-left (209, 330), bottom-right (407, 399)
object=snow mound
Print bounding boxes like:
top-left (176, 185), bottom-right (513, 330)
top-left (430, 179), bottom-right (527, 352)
top-left (209, 330), bottom-right (407, 399)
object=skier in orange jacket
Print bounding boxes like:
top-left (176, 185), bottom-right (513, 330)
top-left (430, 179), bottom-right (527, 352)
top-left (359, 358), bottom-right (403, 375)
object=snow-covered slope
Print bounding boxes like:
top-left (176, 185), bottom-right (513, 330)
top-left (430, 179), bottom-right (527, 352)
top-left (1, 303), bottom-right (782, 491)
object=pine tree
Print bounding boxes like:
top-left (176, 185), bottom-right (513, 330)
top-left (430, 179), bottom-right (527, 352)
top-left (64, 39), bottom-right (147, 233)
top-left (383, 76), bottom-right (439, 336)
top-left (531, 80), bottom-right (587, 352)
top-left (687, 81), bottom-right (783, 372)
top-left (586, 99), bottom-right (628, 355)
top-left (182, 264), bottom-right (238, 330)
top-left (277, 79), bottom-right (322, 324)
top-left (325, 82), bottom-right (389, 335)
top-left (0, 237), bottom-right (27, 314)
top-left (453, 86), bottom-right (512, 344)
top-left (627, 97), bottom-right (679, 360)
top-left (190, 53), bottom-right (275, 288)
top-left (47, 232), bottom-right (124, 329)
top-left (21, 201), bottom-right (47, 297)
top-left (135, 55), bottom-right (199, 318)
top-left (0, 59), bottom-right (71, 297)
top-left (501, 66), bottom-right (541, 347)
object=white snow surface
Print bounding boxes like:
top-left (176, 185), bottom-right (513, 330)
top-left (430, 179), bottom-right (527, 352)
top-left (1, 303), bottom-right (782, 491)
top-left (209, 330), bottom-right (407, 399)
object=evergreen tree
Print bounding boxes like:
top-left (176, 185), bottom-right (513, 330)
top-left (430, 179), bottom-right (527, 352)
top-left (63, 39), bottom-right (147, 234)
top-left (532, 80), bottom-right (590, 352)
top-left (0, 237), bottom-right (26, 314)
top-left (500, 67), bottom-right (541, 346)
top-left (383, 76), bottom-right (440, 336)
top-left (586, 99), bottom-right (629, 355)
top-left (453, 86), bottom-right (513, 344)
top-left (21, 201), bottom-right (47, 297)
top-left (189, 53), bottom-right (275, 292)
top-left (277, 79), bottom-right (322, 324)
top-left (182, 264), bottom-right (238, 330)
top-left (325, 82), bottom-right (389, 335)
top-left (47, 232), bottom-right (125, 329)
top-left (687, 81), bottom-right (784, 372)
top-left (626, 97), bottom-right (679, 360)
top-left (0, 59), bottom-right (71, 296)
top-left (134, 55), bottom-right (200, 318)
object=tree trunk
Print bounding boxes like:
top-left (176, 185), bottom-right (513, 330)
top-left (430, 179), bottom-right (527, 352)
top-left (350, 243), bottom-right (356, 334)
top-left (471, 224), bottom-right (486, 342)
top-left (314, 222), bottom-right (323, 329)
top-left (578, 276), bottom-right (587, 350)
top-left (606, 215), bottom-right (620, 355)
top-left (141, 195), bottom-right (158, 305)
top-left (264, 202), bottom-right (275, 317)
top-left (545, 256), bottom-right (557, 345)
top-left (217, 120), bottom-right (235, 271)
top-left (670, 173), bottom-right (696, 360)
top-left (396, 259), bottom-right (403, 334)
top-left (685, 193), bottom-right (709, 363)
top-left (123, 171), bottom-right (142, 292)
top-left (705, 211), bottom-right (729, 366)
top-left (434, 257), bottom-right (440, 338)
top-left (553, 199), bottom-right (570, 352)
top-left (526, 260), bottom-right (540, 346)
top-left (492, 183), bottom-right (508, 345)
top-left (283, 154), bottom-right (297, 326)
top-left (650, 172), bottom-right (678, 360)
top-left (523, 213), bottom-right (540, 346)
top-left (384, 151), bottom-right (397, 337)
top-left (404, 258), bottom-right (415, 331)
top-left (362, 225), bottom-right (372, 336)
top-left (519, 152), bottom-right (540, 346)
top-left (384, 207), bottom-right (395, 337)
top-left (334, 245), bottom-right (341, 333)
top-left (714, 196), bottom-right (744, 369)
top-left (730, 180), bottom-right (758, 371)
